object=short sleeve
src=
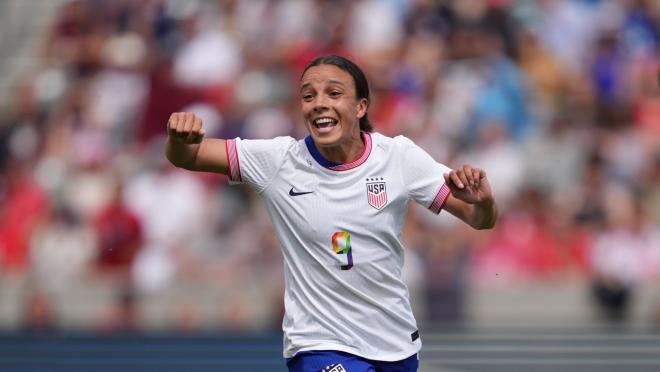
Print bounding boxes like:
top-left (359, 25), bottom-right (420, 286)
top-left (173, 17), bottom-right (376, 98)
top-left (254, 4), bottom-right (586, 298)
top-left (226, 136), bottom-right (295, 192)
top-left (396, 136), bottom-right (452, 214)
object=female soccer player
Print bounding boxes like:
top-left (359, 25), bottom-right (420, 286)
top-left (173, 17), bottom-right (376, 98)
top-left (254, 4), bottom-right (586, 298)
top-left (166, 55), bottom-right (497, 372)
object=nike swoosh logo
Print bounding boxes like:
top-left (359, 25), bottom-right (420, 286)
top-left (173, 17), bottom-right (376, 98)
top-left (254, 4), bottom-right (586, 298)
top-left (289, 187), bottom-right (313, 196)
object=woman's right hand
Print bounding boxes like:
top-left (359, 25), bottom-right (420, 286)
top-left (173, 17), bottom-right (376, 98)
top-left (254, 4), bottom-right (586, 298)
top-left (167, 112), bottom-right (206, 144)
top-left (165, 112), bottom-right (228, 174)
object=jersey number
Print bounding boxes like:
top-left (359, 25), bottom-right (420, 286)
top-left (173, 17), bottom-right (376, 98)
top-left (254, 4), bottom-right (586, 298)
top-left (332, 232), bottom-right (353, 270)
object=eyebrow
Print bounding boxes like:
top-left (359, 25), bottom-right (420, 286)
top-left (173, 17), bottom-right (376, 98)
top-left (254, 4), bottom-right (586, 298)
top-left (300, 79), bottom-right (346, 92)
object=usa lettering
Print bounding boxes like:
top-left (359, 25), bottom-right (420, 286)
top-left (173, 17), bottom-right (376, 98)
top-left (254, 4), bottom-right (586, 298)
top-left (367, 183), bottom-right (385, 195)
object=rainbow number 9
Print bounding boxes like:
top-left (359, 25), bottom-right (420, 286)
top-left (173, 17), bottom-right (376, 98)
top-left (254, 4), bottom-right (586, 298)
top-left (332, 232), bottom-right (353, 270)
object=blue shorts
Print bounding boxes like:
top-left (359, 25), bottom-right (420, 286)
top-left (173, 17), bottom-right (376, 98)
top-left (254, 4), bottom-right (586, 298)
top-left (286, 350), bottom-right (418, 372)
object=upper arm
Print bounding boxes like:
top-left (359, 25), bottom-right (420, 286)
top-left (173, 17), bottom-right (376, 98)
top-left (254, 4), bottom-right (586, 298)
top-left (396, 136), bottom-right (452, 210)
top-left (225, 136), bottom-right (295, 191)
top-left (180, 137), bottom-right (292, 191)
top-left (190, 138), bottom-right (229, 174)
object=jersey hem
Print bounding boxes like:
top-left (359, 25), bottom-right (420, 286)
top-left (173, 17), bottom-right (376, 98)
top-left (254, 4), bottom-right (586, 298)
top-left (284, 342), bottom-right (421, 362)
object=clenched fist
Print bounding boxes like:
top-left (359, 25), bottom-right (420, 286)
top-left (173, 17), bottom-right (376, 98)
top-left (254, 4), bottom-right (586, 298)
top-left (443, 164), bottom-right (493, 205)
top-left (167, 112), bottom-right (206, 144)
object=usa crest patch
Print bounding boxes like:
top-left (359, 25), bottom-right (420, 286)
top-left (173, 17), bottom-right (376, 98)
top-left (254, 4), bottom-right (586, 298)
top-left (366, 178), bottom-right (387, 210)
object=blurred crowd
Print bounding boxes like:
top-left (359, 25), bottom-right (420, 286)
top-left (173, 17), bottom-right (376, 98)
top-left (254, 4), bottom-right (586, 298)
top-left (1, 0), bottom-right (659, 333)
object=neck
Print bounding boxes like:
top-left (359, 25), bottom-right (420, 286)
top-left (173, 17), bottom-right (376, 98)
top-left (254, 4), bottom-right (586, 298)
top-left (317, 132), bottom-right (365, 164)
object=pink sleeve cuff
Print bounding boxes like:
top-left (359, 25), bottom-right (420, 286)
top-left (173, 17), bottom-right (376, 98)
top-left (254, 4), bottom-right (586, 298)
top-left (225, 139), bottom-right (242, 182)
top-left (428, 183), bottom-right (451, 214)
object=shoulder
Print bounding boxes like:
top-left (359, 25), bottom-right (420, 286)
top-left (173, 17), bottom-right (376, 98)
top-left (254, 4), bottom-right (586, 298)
top-left (372, 133), bottom-right (419, 153)
top-left (391, 134), bottom-right (417, 148)
top-left (366, 133), bottom-right (429, 162)
top-left (271, 135), bottom-right (299, 150)
top-left (386, 134), bottom-right (446, 168)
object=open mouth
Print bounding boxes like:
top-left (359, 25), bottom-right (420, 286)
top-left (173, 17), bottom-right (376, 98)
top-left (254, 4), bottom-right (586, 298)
top-left (313, 117), bottom-right (338, 132)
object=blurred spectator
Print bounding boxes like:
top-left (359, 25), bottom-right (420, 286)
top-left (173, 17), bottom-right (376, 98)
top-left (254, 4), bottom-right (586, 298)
top-left (590, 31), bottom-right (627, 106)
top-left (517, 26), bottom-right (568, 119)
top-left (459, 120), bottom-right (525, 209)
top-left (96, 286), bottom-right (138, 334)
top-left (93, 178), bottom-right (142, 276)
top-left (589, 186), bottom-right (660, 323)
top-left (573, 152), bottom-right (609, 230)
top-left (471, 187), bottom-right (588, 284)
top-left (21, 290), bottom-right (55, 333)
top-left (0, 161), bottom-right (49, 273)
top-left (171, 7), bottom-right (241, 88)
top-left (643, 152), bottom-right (660, 227)
top-left (415, 218), bottom-right (471, 324)
top-left (467, 25), bottom-right (532, 143)
top-left (139, 60), bottom-right (204, 143)
top-left (531, 0), bottom-right (600, 75)
top-left (29, 205), bottom-right (96, 294)
top-left (125, 149), bottom-right (210, 293)
top-left (523, 113), bottom-right (588, 199)
top-left (346, 0), bottom-right (405, 57)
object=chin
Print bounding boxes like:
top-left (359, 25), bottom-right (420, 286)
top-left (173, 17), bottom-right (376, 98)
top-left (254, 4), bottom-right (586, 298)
top-left (307, 126), bottom-right (342, 146)
top-left (315, 131), bottom-right (348, 148)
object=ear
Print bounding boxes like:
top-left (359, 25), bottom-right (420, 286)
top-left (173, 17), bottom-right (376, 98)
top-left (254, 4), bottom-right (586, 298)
top-left (356, 98), bottom-right (368, 119)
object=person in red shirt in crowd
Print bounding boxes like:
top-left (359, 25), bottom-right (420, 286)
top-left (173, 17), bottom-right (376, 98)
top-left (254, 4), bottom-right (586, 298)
top-left (0, 161), bottom-right (49, 273)
top-left (93, 181), bottom-right (142, 275)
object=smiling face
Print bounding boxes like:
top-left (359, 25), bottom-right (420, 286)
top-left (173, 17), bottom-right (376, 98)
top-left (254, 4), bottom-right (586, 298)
top-left (300, 64), bottom-right (368, 158)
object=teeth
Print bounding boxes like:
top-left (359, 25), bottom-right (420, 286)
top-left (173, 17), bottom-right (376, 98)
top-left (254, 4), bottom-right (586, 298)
top-left (313, 117), bottom-right (337, 126)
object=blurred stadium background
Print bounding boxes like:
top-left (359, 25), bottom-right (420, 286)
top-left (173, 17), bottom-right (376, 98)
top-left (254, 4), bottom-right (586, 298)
top-left (0, 0), bottom-right (659, 371)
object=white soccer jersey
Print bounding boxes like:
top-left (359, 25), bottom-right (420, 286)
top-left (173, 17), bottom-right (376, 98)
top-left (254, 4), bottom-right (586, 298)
top-left (225, 132), bottom-right (451, 361)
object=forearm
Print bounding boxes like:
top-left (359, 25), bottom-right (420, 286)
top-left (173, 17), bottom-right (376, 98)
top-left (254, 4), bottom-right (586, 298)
top-left (468, 198), bottom-right (498, 230)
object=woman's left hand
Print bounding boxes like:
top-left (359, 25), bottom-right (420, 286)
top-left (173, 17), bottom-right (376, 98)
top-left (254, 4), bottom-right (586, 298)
top-left (443, 164), bottom-right (493, 205)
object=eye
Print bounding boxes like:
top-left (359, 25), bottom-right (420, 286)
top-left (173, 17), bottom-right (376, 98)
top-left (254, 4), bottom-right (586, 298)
top-left (302, 93), bottom-right (314, 101)
top-left (329, 91), bottom-right (342, 98)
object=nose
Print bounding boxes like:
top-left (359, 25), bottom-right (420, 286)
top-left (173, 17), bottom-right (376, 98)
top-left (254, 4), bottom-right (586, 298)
top-left (312, 95), bottom-right (329, 112)
top-left (313, 104), bottom-right (328, 113)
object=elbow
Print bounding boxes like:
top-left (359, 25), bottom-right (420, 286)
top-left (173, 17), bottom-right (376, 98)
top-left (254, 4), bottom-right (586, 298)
top-left (474, 218), bottom-right (497, 230)
top-left (165, 150), bottom-right (195, 170)
top-left (165, 153), bottom-right (183, 169)
top-left (167, 156), bottom-right (192, 170)
top-left (169, 160), bottom-right (195, 171)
